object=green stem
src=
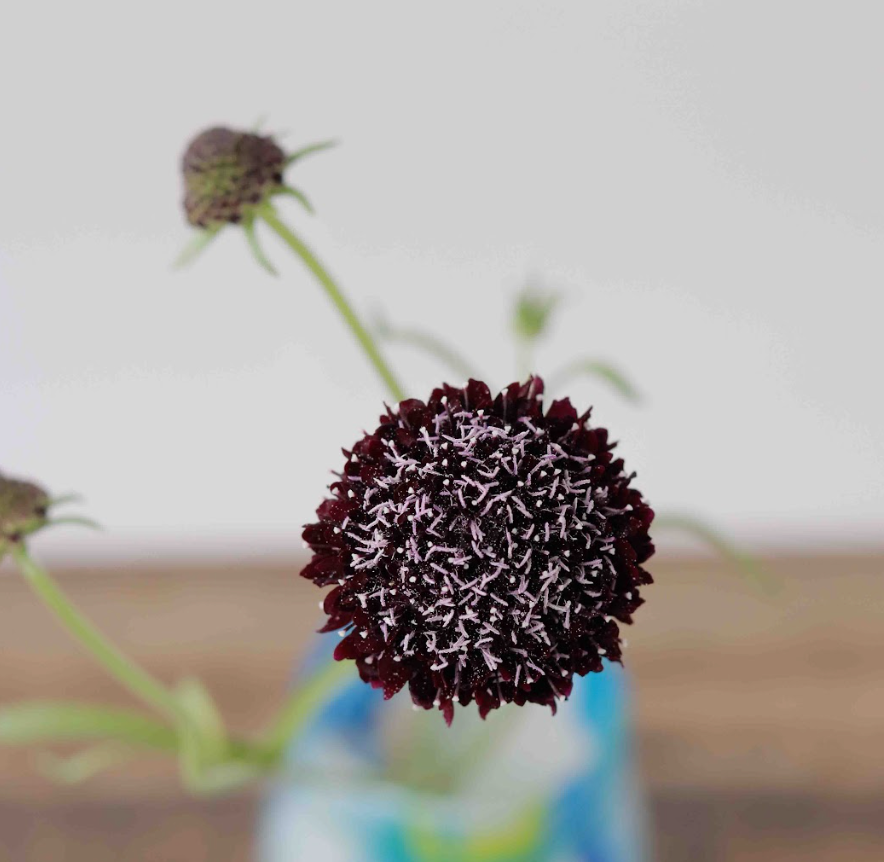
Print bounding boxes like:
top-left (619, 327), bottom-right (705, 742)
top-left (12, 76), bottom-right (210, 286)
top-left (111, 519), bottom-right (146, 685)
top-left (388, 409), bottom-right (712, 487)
top-left (260, 207), bottom-right (406, 402)
top-left (263, 657), bottom-right (354, 757)
top-left (516, 337), bottom-right (534, 380)
top-left (11, 546), bottom-right (180, 720)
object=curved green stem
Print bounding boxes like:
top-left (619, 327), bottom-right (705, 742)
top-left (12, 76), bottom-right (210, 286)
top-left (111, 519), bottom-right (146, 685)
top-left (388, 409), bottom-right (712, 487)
top-left (263, 657), bottom-right (354, 758)
top-left (259, 207), bottom-right (406, 402)
top-left (11, 546), bottom-right (180, 719)
top-left (6, 545), bottom-right (362, 790)
top-left (516, 337), bottom-right (534, 381)
top-left (654, 513), bottom-right (777, 594)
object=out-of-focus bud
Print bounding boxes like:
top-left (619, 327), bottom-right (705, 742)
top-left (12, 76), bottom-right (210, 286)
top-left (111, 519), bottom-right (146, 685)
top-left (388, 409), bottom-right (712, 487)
top-left (512, 285), bottom-right (561, 342)
top-left (175, 124), bottom-right (335, 273)
top-left (0, 473), bottom-right (50, 561)
top-left (182, 127), bottom-right (286, 229)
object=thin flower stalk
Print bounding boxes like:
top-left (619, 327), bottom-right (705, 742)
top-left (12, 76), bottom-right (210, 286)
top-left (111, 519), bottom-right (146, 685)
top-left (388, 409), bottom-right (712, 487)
top-left (11, 546), bottom-right (181, 720)
top-left (258, 205), bottom-right (406, 401)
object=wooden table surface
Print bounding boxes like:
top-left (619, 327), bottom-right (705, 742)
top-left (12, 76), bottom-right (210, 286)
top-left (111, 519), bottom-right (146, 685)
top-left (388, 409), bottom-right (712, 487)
top-left (0, 551), bottom-right (881, 861)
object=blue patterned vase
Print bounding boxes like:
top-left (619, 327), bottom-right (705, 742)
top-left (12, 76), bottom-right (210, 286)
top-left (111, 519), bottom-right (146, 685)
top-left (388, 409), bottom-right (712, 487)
top-left (259, 638), bottom-right (647, 862)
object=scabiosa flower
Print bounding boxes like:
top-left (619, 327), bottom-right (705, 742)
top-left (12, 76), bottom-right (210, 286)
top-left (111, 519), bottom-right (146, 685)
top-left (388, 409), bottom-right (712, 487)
top-left (302, 378), bottom-right (654, 723)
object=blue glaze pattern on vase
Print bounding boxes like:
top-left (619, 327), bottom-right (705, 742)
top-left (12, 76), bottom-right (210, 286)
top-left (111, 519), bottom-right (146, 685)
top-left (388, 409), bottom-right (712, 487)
top-left (259, 637), bottom-right (648, 862)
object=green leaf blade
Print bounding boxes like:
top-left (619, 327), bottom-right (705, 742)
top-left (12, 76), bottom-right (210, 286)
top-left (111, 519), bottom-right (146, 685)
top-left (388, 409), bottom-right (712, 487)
top-left (375, 311), bottom-right (483, 384)
top-left (38, 743), bottom-right (141, 785)
top-left (276, 185), bottom-right (315, 214)
top-left (243, 217), bottom-right (278, 275)
top-left (550, 359), bottom-right (641, 403)
top-left (284, 139), bottom-right (338, 167)
top-left (0, 702), bottom-right (178, 751)
top-left (173, 225), bottom-right (224, 269)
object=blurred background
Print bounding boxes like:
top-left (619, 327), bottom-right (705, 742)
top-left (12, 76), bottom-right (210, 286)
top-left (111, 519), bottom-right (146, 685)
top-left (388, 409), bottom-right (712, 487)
top-left (1, 2), bottom-right (882, 860)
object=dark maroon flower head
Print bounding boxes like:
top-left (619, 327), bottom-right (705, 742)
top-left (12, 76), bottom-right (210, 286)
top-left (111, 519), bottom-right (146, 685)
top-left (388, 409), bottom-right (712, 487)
top-left (302, 378), bottom-right (654, 723)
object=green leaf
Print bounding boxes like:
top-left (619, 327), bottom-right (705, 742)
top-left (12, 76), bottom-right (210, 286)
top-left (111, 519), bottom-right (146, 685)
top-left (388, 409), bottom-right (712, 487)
top-left (38, 743), bottom-right (141, 785)
top-left (175, 678), bottom-right (230, 792)
top-left (284, 139), bottom-right (338, 167)
top-left (548, 359), bottom-right (641, 403)
top-left (654, 513), bottom-right (778, 594)
top-left (176, 678), bottom-right (228, 761)
top-left (44, 515), bottom-right (102, 531)
top-left (46, 493), bottom-right (83, 508)
top-left (275, 185), bottom-right (315, 214)
top-left (0, 702), bottom-right (177, 750)
top-left (243, 217), bottom-right (277, 275)
top-left (173, 225), bottom-right (224, 269)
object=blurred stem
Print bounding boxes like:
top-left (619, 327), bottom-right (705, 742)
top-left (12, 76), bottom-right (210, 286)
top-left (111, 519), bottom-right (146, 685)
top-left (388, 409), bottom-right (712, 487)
top-left (259, 206), bottom-right (406, 402)
top-left (11, 546), bottom-right (180, 720)
top-left (516, 337), bottom-right (534, 380)
top-left (263, 658), bottom-right (354, 758)
top-left (7, 548), bottom-right (362, 790)
top-left (447, 707), bottom-right (522, 792)
top-left (405, 709), bottom-right (448, 792)
top-left (654, 513), bottom-right (777, 594)
top-left (376, 314), bottom-right (481, 382)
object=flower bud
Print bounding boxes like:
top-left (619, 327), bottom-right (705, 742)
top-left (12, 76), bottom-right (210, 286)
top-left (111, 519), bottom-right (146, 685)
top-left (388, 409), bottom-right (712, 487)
top-left (182, 127), bottom-right (286, 228)
top-left (0, 473), bottom-right (50, 560)
top-left (513, 286), bottom-right (561, 342)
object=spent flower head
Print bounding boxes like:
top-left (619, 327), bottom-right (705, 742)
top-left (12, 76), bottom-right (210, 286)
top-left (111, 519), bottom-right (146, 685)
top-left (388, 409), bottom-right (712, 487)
top-left (182, 127), bottom-right (286, 229)
top-left (0, 473), bottom-right (50, 561)
top-left (176, 124), bottom-right (336, 273)
top-left (302, 377), bottom-right (654, 723)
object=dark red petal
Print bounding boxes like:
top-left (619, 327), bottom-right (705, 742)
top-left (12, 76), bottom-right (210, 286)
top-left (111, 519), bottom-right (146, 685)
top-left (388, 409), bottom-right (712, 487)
top-left (333, 633), bottom-right (361, 660)
top-left (378, 652), bottom-right (412, 700)
top-left (464, 379), bottom-right (493, 411)
top-left (301, 554), bottom-right (344, 585)
top-left (546, 398), bottom-right (578, 425)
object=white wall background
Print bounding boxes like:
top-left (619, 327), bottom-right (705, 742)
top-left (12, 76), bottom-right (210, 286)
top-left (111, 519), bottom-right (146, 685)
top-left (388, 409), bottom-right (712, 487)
top-left (1, 2), bottom-right (881, 562)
